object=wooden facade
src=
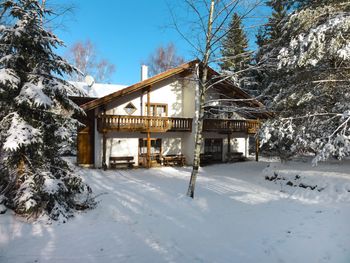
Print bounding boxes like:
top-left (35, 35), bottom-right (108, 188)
top-left (77, 110), bottom-right (95, 166)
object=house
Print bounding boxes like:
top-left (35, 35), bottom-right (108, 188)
top-left (74, 60), bottom-right (267, 169)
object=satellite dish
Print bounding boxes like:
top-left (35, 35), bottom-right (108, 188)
top-left (85, 75), bottom-right (95, 87)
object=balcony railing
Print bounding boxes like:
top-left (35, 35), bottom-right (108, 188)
top-left (97, 115), bottom-right (193, 133)
top-left (203, 119), bottom-right (260, 134)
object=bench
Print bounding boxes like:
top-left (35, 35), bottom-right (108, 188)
top-left (226, 152), bottom-right (245, 162)
top-left (162, 154), bottom-right (186, 166)
top-left (109, 156), bottom-right (135, 169)
top-left (200, 153), bottom-right (213, 166)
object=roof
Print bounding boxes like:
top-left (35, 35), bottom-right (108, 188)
top-left (80, 59), bottom-right (268, 118)
top-left (81, 59), bottom-right (199, 111)
top-left (72, 82), bottom-right (128, 98)
top-left (206, 67), bottom-right (265, 109)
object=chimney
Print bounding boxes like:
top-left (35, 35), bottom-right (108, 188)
top-left (141, 65), bottom-right (148, 81)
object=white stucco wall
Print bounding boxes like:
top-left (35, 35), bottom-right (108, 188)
top-left (104, 76), bottom-right (196, 118)
top-left (92, 68), bottom-right (251, 168)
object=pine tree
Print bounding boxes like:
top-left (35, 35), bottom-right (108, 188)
top-left (259, 1), bottom-right (350, 163)
top-left (220, 13), bottom-right (250, 72)
top-left (0, 0), bottom-right (94, 221)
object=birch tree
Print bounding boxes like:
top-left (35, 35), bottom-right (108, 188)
top-left (171, 0), bottom-right (263, 198)
top-left (146, 42), bottom-right (185, 76)
top-left (66, 39), bottom-right (116, 83)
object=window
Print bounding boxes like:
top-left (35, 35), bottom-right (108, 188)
top-left (124, 102), bottom-right (137, 115)
top-left (145, 103), bottom-right (167, 117)
top-left (139, 138), bottom-right (162, 154)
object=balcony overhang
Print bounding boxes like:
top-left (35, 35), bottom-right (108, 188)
top-left (97, 115), bottom-right (193, 133)
top-left (203, 119), bottom-right (260, 134)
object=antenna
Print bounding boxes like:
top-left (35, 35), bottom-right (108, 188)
top-left (85, 75), bottom-right (95, 87)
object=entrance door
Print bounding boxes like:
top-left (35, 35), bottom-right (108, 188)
top-left (138, 138), bottom-right (162, 167)
top-left (77, 127), bottom-right (93, 165)
top-left (204, 139), bottom-right (223, 162)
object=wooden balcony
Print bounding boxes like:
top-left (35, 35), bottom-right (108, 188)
top-left (203, 119), bottom-right (260, 134)
top-left (97, 115), bottom-right (193, 133)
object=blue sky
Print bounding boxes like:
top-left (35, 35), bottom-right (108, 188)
top-left (52, 0), bottom-right (269, 85)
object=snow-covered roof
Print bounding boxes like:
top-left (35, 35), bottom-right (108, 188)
top-left (72, 82), bottom-right (128, 98)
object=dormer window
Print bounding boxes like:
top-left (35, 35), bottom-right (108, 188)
top-left (124, 102), bottom-right (137, 115)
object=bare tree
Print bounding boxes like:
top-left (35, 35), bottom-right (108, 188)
top-left (66, 39), bottom-right (116, 83)
top-left (170, 0), bottom-right (264, 198)
top-left (146, 42), bottom-right (185, 76)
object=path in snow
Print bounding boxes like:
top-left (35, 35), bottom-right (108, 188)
top-left (1, 160), bottom-right (350, 263)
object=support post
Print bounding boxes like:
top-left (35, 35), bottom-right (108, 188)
top-left (147, 131), bottom-right (151, 168)
top-left (102, 131), bottom-right (107, 170)
top-left (227, 133), bottom-right (231, 162)
top-left (255, 137), bottom-right (259, 162)
top-left (245, 135), bottom-right (249, 158)
top-left (102, 108), bottom-right (107, 170)
top-left (147, 86), bottom-right (151, 168)
top-left (227, 133), bottom-right (231, 154)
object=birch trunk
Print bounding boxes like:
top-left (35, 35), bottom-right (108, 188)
top-left (187, 0), bottom-right (215, 198)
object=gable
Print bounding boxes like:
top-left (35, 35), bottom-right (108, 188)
top-left (81, 60), bottom-right (199, 111)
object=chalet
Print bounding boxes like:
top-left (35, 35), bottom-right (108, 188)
top-left (75, 60), bottom-right (267, 169)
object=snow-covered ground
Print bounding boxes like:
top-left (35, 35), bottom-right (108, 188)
top-left (1, 159), bottom-right (350, 263)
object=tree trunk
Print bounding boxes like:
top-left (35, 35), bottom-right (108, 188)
top-left (187, 81), bottom-right (206, 198)
top-left (187, 0), bottom-right (215, 198)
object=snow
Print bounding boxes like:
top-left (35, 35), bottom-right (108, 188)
top-left (1, 159), bottom-right (350, 263)
top-left (278, 13), bottom-right (350, 69)
top-left (0, 68), bottom-right (20, 90)
top-left (3, 113), bottom-right (41, 151)
top-left (72, 82), bottom-right (127, 98)
top-left (15, 80), bottom-right (53, 108)
top-left (43, 175), bottom-right (63, 195)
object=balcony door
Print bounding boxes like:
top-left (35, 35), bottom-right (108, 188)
top-left (204, 139), bottom-right (223, 162)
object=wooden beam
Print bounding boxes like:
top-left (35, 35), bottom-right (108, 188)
top-left (147, 132), bottom-right (151, 168)
top-left (147, 87), bottom-right (151, 116)
top-left (227, 133), bottom-right (231, 157)
top-left (147, 86), bottom-right (151, 168)
top-left (102, 132), bottom-right (107, 170)
top-left (102, 108), bottom-right (107, 170)
top-left (255, 137), bottom-right (259, 162)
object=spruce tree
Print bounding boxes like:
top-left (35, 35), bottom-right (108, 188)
top-left (259, 1), bottom-right (350, 162)
top-left (0, 0), bottom-right (94, 221)
top-left (254, 1), bottom-right (291, 99)
top-left (256, 0), bottom-right (291, 60)
top-left (220, 13), bottom-right (250, 72)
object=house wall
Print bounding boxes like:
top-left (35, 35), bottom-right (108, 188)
top-left (104, 76), bottom-right (194, 118)
top-left (92, 69), bottom-right (251, 168)
top-left (202, 132), bottom-right (249, 161)
top-left (93, 73), bottom-right (198, 168)
top-left (96, 132), bottom-right (187, 167)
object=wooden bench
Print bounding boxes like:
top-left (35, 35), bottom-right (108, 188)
top-left (226, 152), bottom-right (245, 162)
top-left (200, 153), bottom-right (213, 166)
top-left (162, 154), bottom-right (186, 166)
top-left (109, 156), bottom-right (135, 169)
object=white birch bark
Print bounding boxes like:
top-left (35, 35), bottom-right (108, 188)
top-left (187, 0), bottom-right (215, 198)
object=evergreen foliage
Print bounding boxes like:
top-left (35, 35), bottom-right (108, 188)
top-left (0, 0), bottom-right (94, 221)
top-left (220, 13), bottom-right (250, 72)
top-left (259, 1), bottom-right (350, 162)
